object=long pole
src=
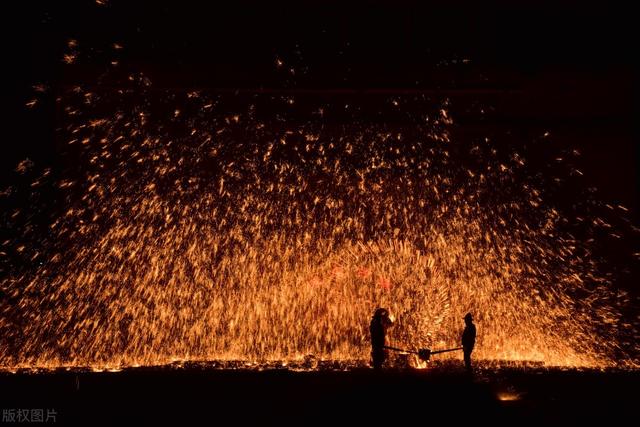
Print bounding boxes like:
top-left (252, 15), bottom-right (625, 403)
top-left (383, 345), bottom-right (419, 355)
top-left (383, 345), bottom-right (464, 355)
top-left (430, 346), bottom-right (463, 355)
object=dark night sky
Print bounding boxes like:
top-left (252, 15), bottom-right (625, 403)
top-left (1, 0), bottom-right (637, 213)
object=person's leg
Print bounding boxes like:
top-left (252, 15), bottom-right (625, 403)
top-left (372, 351), bottom-right (381, 369)
top-left (371, 349), bottom-right (385, 369)
top-left (464, 350), bottom-right (472, 372)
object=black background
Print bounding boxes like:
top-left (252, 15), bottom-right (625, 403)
top-left (2, 0), bottom-right (637, 216)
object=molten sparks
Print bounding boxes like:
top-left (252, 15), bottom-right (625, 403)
top-left (0, 81), bottom-right (637, 372)
top-left (496, 391), bottom-right (521, 401)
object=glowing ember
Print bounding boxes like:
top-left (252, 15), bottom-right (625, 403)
top-left (496, 391), bottom-right (521, 402)
top-left (0, 79), bottom-right (637, 371)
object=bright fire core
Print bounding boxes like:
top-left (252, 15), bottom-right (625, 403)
top-left (0, 84), bottom-right (636, 370)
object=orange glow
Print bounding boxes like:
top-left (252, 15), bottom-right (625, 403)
top-left (0, 84), bottom-right (637, 372)
top-left (497, 391), bottom-right (521, 401)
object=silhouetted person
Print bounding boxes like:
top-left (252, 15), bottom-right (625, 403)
top-left (461, 312), bottom-right (476, 373)
top-left (370, 308), bottom-right (393, 369)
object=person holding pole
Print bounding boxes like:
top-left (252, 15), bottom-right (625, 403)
top-left (461, 312), bottom-right (477, 373)
top-left (370, 308), bottom-right (393, 369)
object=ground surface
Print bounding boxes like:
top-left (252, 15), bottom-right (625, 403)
top-left (1, 363), bottom-right (638, 426)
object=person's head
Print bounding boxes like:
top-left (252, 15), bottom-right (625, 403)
top-left (373, 307), bottom-right (389, 319)
top-left (464, 312), bottom-right (473, 325)
top-left (373, 307), bottom-right (394, 326)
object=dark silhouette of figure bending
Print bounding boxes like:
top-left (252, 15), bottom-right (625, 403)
top-left (370, 308), bottom-right (393, 369)
top-left (461, 312), bottom-right (476, 373)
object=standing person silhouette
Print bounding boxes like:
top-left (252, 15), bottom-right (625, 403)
top-left (461, 312), bottom-right (476, 373)
top-left (370, 308), bottom-right (393, 369)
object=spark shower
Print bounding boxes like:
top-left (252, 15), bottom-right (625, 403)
top-left (0, 76), bottom-right (637, 370)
